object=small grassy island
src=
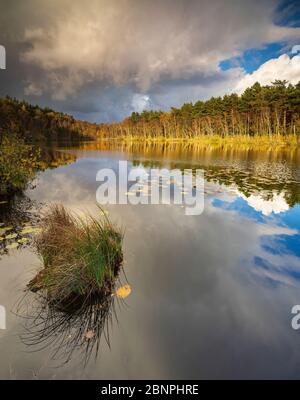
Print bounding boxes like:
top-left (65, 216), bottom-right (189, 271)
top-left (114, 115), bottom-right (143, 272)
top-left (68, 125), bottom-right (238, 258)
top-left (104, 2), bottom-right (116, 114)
top-left (28, 204), bottom-right (123, 310)
top-left (21, 204), bottom-right (124, 364)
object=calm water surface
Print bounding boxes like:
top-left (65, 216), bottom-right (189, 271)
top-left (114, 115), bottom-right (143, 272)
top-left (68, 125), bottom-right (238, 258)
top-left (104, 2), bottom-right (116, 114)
top-left (0, 141), bottom-right (300, 379)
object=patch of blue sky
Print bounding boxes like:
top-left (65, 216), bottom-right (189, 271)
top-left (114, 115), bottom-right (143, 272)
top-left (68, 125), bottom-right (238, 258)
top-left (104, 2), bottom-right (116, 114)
top-left (271, 204), bottom-right (300, 232)
top-left (261, 234), bottom-right (300, 258)
top-left (212, 195), bottom-right (300, 230)
top-left (213, 195), bottom-right (300, 231)
top-left (212, 197), bottom-right (266, 223)
top-left (252, 257), bottom-right (285, 288)
top-left (220, 1), bottom-right (300, 74)
top-left (254, 255), bottom-right (300, 285)
top-left (275, 0), bottom-right (300, 27)
top-left (219, 43), bottom-right (284, 73)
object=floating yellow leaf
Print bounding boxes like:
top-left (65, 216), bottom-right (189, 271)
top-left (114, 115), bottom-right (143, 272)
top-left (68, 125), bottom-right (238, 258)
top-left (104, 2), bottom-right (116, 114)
top-left (0, 237), bottom-right (4, 241)
top-left (116, 284), bottom-right (132, 299)
top-left (83, 330), bottom-right (95, 340)
top-left (6, 242), bottom-right (19, 250)
top-left (5, 233), bottom-right (17, 240)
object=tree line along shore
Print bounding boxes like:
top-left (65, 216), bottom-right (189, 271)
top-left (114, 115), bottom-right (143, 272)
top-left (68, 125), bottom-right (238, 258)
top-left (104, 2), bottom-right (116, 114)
top-left (1, 80), bottom-right (300, 145)
top-left (97, 81), bottom-right (300, 144)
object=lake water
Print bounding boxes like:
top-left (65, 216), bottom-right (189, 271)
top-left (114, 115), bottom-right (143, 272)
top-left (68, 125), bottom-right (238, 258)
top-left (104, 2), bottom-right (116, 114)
top-left (0, 141), bottom-right (300, 379)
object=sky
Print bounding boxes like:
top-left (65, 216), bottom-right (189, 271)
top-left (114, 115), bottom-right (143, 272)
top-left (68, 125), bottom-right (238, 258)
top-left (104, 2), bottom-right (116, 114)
top-left (0, 0), bottom-right (300, 122)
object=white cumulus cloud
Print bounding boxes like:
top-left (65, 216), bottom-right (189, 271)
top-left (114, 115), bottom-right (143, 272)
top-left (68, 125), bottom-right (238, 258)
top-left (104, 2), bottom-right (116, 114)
top-left (240, 192), bottom-right (290, 216)
top-left (236, 54), bottom-right (300, 92)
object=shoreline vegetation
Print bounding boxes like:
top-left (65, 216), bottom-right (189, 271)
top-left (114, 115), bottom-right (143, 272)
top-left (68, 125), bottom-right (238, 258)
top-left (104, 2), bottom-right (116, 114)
top-left (94, 133), bottom-right (299, 147)
top-left (97, 81), bottom-right (300, 144)
top-left (1, 81), bottom-right (300, 148)
top-left (0, 96), bottom-right (92, 199)
top-left (0, 80), bottom-right (299, 198)
top-left (0, 96), bottom-right (98, 143)
top-left (0, 132), bottom-right (77, 199)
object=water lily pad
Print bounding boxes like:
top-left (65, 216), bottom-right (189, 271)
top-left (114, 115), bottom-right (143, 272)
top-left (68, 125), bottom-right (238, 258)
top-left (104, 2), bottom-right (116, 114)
top-left (18, 237), bottom-right (28, 244)
top-left (20, 226), bottom-right (34, 234)
top-left (115, 284), bottom-right (132, 299)
top-left (6, 242), bottom-right (19, 250)
top-left (21, 227), bottom-right (41, 235)
top-left (5, 233), bottom-right (17, 240)
top-left (2, 227), bottom-right (13, 232)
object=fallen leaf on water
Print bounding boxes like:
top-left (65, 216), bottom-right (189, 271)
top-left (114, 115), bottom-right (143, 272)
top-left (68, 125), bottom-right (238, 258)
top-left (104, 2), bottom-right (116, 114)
top-left (116, 284), bottom-right (132, 299)
top-left (6, 243), bottom-right (19, 250)
top-left (84, 330), bottom-right (95, 340)
top-left (5, 233), bottom-right (17, 240)
top-left (0, 237), bottom-right (4, 241)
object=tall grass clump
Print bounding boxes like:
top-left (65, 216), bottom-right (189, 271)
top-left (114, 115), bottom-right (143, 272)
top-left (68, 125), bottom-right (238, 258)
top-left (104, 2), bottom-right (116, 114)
top-left (28, 204), bottom-right (123, 309)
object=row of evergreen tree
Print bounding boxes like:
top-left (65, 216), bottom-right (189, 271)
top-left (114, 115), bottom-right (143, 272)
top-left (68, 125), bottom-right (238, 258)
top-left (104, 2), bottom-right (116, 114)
top-left (97, 81), bottom-right (300, 138)
top-left (1, 81), bottom-right (300, 142)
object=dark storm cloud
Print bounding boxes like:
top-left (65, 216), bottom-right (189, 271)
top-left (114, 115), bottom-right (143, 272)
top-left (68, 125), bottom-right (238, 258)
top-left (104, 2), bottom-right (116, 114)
top-left (0, 0), bottom-right (299, 121)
